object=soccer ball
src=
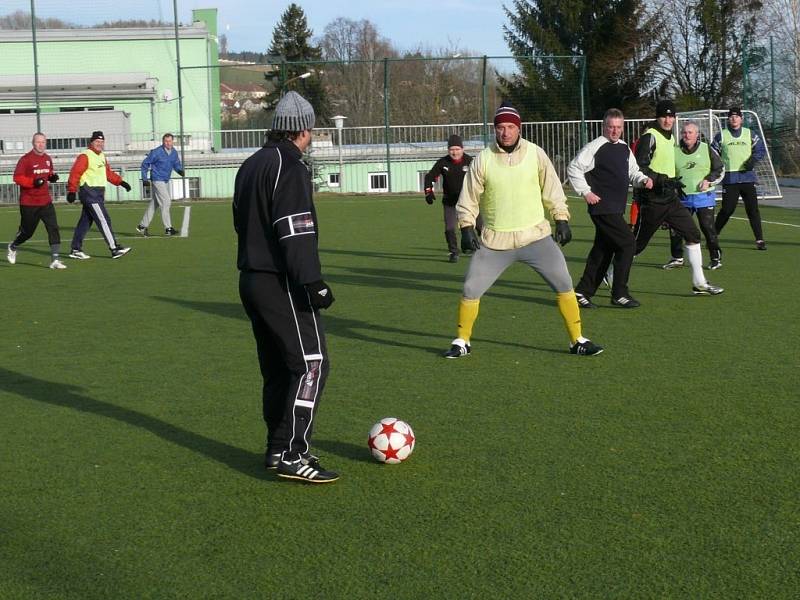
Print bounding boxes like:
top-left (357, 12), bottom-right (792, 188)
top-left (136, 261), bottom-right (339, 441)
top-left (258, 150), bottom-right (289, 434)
top-left (368, 418), bottom-right (415, 464)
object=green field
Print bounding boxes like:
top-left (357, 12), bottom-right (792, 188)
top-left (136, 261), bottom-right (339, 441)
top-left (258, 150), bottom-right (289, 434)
top-left (2, 196), bottom-right (798, 598)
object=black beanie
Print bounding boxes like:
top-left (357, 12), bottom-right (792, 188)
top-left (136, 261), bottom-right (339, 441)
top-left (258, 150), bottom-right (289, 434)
top-left (655, 100), bottom-right (676, 117)
top-left (447, 134), bottom-right (463, 148)
top-left (90, 131), bottom-right (105, 142)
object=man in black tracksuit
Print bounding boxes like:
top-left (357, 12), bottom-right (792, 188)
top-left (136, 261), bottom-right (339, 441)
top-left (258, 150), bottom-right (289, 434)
top-left (633, 100), bottom-right (723, 295)
top-left (567, 108), bottom-right (652, 308)
top-left (233, 91), bottom-right (338, 484)
top-left (424, 134), bottom-right (474, 262)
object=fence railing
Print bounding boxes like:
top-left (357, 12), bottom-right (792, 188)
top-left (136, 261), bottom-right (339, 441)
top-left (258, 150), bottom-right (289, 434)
top-left (0, 117), bottom-right (783, 202)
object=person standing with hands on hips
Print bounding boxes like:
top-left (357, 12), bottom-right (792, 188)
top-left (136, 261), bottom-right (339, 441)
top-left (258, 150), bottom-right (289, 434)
top-left (66, 131), bottom-right (132, 260)
top-left (423, 134), bottom-right (474, 262)
top-left (234, 91), bottom-right (339, 484)
top-left (712, 107), bottom-right (768, 250)
top-left (137, 133), bottom-right (184, 237)
top-left (443, 102), bottom-right (603, 358)
top-left (8, 132), bottom-right (67, 269)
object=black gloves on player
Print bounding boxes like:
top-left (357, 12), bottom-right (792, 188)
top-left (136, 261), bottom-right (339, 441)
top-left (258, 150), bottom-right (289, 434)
top-left (177, 169), bottom-right (185, 177)
top-left (66, 192), bottom-right (76, 203)
top-left (306, 280), bottom-right (335, 310)
top-left (424, 187), bottom-right (435, 205)
top-left (48, 173), bottom-right (59, 183)
top-left (142, 180), bottom-right (151, 189)
top-left (33, 178), bottom-right (45, 187)
top-left (120, 181), bottom-right (132, 192)
top-left (460, 226), bottom-right (481, 253)
top-left (554, 220), bottom-right (572, 246)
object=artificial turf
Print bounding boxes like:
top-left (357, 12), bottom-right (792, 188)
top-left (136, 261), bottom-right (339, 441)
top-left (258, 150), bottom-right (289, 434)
top-left (1, 195), bottom-right (798, 598)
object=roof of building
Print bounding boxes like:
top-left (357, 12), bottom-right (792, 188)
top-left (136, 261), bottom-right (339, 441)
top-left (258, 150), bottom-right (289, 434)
top-left (0, 24), bottom-right (210, 43)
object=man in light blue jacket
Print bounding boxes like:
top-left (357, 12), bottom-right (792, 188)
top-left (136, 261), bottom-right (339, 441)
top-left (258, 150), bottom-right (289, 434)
top-left (138, 133), bottom-right (184, 236)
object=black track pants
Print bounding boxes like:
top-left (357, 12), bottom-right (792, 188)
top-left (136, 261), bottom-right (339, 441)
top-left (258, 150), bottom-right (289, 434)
top-left (576, 213), bottom-right (635, 299)
top-left (239, 270), bottom-right (329, 459)
top-left (715, 183), bottom-right (763, 240)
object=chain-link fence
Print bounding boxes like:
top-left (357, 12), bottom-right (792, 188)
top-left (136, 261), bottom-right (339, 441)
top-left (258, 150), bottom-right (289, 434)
top-left (744, 35), bottom-right (800, 175)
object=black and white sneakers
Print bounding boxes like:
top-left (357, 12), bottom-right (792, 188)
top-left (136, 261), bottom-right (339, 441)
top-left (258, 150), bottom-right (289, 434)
top-left (443, 338), bottom-right (471, 359)
top-left (611, 295), bottom-right (640, 308)
top-left (277, 455), bottom-right (339, 483)
top-left (692, 283), bottom-right (724, 295)
top-left (575, 293), bottom-right (597, 309)
top-left (662, 257), bottom-right (684, 270)
top-left (569, 339), bottom-right (604, 356)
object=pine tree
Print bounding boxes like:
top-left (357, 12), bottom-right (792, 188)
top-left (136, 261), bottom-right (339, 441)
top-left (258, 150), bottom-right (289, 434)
top-left (265, 3), bottom-right (330, 125)
top-left (500, 0), bottom-right (662, 120)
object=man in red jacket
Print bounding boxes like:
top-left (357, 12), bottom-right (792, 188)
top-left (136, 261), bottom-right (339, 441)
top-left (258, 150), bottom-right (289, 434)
top-left (8, 132), bottom-right (67, 269)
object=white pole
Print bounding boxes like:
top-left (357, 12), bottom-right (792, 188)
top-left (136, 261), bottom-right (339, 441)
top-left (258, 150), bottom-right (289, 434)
top-left (179, 205), bottom-right (191, 238)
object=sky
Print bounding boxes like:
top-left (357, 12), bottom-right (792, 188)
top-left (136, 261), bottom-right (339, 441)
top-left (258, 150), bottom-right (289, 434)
top-left (5, 0), bottom-right (511, 57)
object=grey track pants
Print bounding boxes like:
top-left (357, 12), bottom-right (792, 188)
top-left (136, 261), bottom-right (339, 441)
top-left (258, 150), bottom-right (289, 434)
top-left (463, 236), bottom-right (574, 299)
top-left (141, 180), bottom-right (173, 229)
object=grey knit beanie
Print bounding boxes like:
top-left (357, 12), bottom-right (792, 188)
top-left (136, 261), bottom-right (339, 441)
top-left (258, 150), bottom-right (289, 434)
top-left (272, 91), bottom-right (315, 132)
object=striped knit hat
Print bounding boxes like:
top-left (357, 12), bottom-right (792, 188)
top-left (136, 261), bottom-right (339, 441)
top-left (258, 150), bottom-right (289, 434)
top-left (271, 91), bottom-right (315, 132)
top-left (494, 102), bottom-right (521, 128)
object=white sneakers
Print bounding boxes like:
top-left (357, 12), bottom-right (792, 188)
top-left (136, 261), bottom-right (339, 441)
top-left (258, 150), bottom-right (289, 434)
top-left (49, 259), bottom-right (67, 269)
top-left (69, 250), bottom-right (91, 260)
top-left (7, 244), bottom-right (16, 264)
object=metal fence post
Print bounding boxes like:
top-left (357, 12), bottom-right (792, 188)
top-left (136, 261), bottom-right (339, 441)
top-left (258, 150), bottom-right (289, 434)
top-left (173, 0), bottom-right (187, 200)
top-left (384, 57), bottom-right (391, 193)
top-left (30, 0), bottom-right (42, 133)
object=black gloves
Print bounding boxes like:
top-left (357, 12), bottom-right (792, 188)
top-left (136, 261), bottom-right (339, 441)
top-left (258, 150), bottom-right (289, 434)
top-left (306, 280), bottom-right (335, 310)
top-left (739, 158), bottom-right (755, 172)
top-left (120, 181), bottom-right (131, 192)
top-left (424, 187), bottom-right (435, 205)
top-left (460, 226), bottom-right (481, 253)
top-left (554, 220), bottom-right (572, 246)
top-left (142, 180), bottom-right (151, 189)
top-left (66, 192), bottom-right (76, 203)
top-left (661, 176), bottom-right (686, 198)
top-left (33, 178), bottom-right (45, 187)
top-left (177, 169), bottom-right (185, 177)
top-left (48, 173), bottom-right (59, 183)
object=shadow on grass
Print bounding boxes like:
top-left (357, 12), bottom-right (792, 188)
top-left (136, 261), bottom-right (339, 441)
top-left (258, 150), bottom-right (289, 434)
top-left (313, 438), bottom-right (373, 464)
top-left (153, 296), bottom-right (563, 355)
top-left (0, 366), bottom-right (271, 481)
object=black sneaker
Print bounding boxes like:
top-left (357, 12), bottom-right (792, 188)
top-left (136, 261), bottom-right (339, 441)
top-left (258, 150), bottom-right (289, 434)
top-left (569, 339), bottom-right (604, 356)
top-left (277, 456), bottom-right (339, 483)
top-left (443, 339), bottom-right (470, 358)
top-left (165, 227), bottom-right (178, 236)
top-left (611, 295), bottom-right (640, 308)
top-left (264, 451), bottom-right (282, 470)
top-left (111, 246), bottom-right (132, 259)
top-left (707, 258), bottom-right (722, 270)
top-left (448, 252), bottom-right (458, 263)
top-left (136, 225), bottom-right (149, 237)
top-left (756, 240), bottom-right (767, 251)
top-left (575, 293), bottom-right (597, 309)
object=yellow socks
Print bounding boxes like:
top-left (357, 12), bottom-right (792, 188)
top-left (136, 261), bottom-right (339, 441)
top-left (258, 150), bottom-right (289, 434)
top-left (556, 291), bottom-right (582, 344)
top-left (457, 298), bottom-right (480, 342)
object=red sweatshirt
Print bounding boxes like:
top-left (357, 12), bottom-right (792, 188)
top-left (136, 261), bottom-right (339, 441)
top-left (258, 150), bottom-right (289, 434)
top-left (13, 150), bottom-right (56, 206)
top-left (67, 149), bottom-right (123, 193)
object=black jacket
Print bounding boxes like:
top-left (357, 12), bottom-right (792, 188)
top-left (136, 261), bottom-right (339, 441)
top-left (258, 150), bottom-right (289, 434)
top-left (424, 154), bottom-right (473, 206)
top-left (233, 140), bottom-right (322, 285)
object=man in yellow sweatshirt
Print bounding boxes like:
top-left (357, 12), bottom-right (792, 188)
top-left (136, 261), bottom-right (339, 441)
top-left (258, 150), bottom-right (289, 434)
top-left (443, 103), bottom-right (603, 358)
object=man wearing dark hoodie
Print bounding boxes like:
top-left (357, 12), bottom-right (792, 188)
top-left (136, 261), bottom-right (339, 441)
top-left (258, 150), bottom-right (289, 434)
top-left (424, 134), bottom-right (474, 262)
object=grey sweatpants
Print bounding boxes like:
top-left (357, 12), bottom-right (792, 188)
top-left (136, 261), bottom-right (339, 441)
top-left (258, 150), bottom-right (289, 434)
top-left (463, 236), bottom-right (574, 299)
top-left (141, 180), bottom-right (173, 229)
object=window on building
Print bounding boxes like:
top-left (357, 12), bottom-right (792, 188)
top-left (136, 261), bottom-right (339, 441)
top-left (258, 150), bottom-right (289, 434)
top-left (368, 172), bottom-right (388, 193)
top-left (328, 172), bottom-right (340, 187)
top-left (59, 106), bottom-right (114, 112)
top-left (0, 108), bottom-right (36, 114)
